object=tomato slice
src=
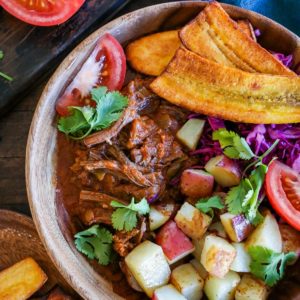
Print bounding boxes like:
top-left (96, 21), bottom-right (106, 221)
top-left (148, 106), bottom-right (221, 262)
top-left (0, 0), bottom-right (85, 26)
top-left (56, 33), bottom-right (126, 116)
top-left (265, 160), bottom-right (300, 230)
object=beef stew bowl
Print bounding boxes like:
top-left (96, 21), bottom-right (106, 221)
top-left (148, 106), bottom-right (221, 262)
top-left (26, 1), bottom-right (300, 299)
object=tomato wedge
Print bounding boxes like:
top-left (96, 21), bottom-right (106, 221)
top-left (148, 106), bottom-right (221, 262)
top-left (0, 0), bottom-right (85, 26)
top-left (265, 160), bottom-right (300, 230)
top-left (56, 33), bottom-right (126, 116)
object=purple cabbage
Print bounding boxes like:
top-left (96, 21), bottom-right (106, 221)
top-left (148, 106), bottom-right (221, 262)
top-left (254, 28), bottom-right (261, 38)
top-left (240, 124), bottom-right (300, 172)
top-left (272, 52), bottom-right (293, 68)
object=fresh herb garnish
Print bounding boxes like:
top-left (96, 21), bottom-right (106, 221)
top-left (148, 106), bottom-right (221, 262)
top-left (0, 50), bottom-right (13, 82)
top-left (213, 129), bottom-right (255, 160)
top-left (248, 246), bottom-right (297, 286)
top-left (74, 225), bottom-right (113, 265)
top-left (58, 86), bottom-right (128, 139)
top-left (195, 195), bottom-right (224, 217)
top-left (111, 198), bottom-right (150, 232)
top-left (225, 164), bottom-right (267, 224)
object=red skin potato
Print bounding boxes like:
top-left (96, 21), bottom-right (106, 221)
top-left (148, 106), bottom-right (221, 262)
top-left (156, 220), bottom-right (194, 264)
top-left (180, 169), bottom-right (214, 198)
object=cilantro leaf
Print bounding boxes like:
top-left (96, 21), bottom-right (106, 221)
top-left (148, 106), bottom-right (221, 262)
top-left (57, 86), bottom-right (128, 139)
top-left (213, 129), bottom-right (255, 160)
top-left (225, 164), bottom-right (267, 224)
top-left (0, 51), bottom-right (3, 60)
top-left (111, 198), bottom-right (150, 232)
top-left (74, 225), bottom-right (113, 265)
top-left (195, 195), bottom-right (224, 216)
top-left (248, 246), bottom-right (297, 286)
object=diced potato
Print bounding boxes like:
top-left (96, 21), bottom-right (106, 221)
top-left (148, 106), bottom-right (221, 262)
top-left (176, 119), bottom-right (206, 150)
top-left (153, 284), bottom-right (187, 300)
top-left (208, 221), bottom-right (227, 239)
top-left (205, 155), bottom-right (241, 187)
top-left (201, 235), bottom-right (236, 278)
top-left (126, 30), bottom-right (181, 76)
top-left (180, 169), bottom-right (214, 198)
top-left (235, 274), bottom-right (269, 300)
top-left (156, 220), bottom-right (195, 264)
top-left (149, 203), bottom-right (174, 231)
top-left (192, 234), bottom-right (208, 261)
top-left (175, 202), bottom-right (212, 240)
top-left (245, 211), bottom-right (282, 253)
top-left (220, 213), bottom-right (252, 242)
top-left (229, 243), bottom-right (251, 273)
top-left (125, 241), bottom-right (171, 297)
top-left (119, 261), bottom-right (143, 292)
top-left (171, 263), bottom-right (204, 300)
top-left (279, 224), bottom-right (300, 255)
top-left (204, 271), bottom-right (240, 300)
top-left (0, 257), bottom-right (48, 300)
top-left (190, 259), bottom-right (208, 280)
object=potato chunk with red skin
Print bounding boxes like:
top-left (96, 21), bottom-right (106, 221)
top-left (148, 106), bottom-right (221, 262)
top-left (205, 155), bottom-right (241, 187)
top-left (175, 202), bottom-right (212, 240)
top-left (156, 220), bottom-right (195, 264)
top-left (180, 169), bottom-right (214, 198)
top-left (201, 235), bottom-right (236, 278)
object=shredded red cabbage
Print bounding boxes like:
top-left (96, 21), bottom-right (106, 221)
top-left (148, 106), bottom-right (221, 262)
top-left (272, 52), bottom-right (293, 68)
top-left (239, 123), bottom-right (300, 172)
top-left (254, 28), bottom-right (261, 37)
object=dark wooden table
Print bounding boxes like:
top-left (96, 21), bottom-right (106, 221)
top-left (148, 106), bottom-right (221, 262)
top-left (0, 0), bottom-right (178, 216)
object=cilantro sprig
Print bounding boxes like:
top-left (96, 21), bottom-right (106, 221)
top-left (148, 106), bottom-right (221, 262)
top-left (0, 50), bottom-right (13, 82)
top-left (195, 195), bottom-right (224, 217)
top-left (111, 198), bottom-right (150, 232)
top-left (58, 86), bottom-right (128, 139)
top-left (248, 246), bottom-right (297, 286)
top-left (225, 164), bottom-right (267, 224)
top-left (74, 225), bottom-right (113, 265)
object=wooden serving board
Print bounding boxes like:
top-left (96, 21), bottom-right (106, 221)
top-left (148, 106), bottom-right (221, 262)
top-left (0, 0), bottom-right (130, 116)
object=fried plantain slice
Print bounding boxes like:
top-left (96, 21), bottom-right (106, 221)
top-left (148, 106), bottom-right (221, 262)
top-left (179, 2), bottom-right (295, 76)
top-left (126, 30), bottom-right (181, 76)
top-left (150, 48), bottom-right (300, 124)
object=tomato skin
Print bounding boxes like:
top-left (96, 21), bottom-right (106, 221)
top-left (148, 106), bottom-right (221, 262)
top-left (56, 33), bottom-right (126, 116)
top-left (0, 0), bottom-right (85, 26)
top-left (265, 160), bottom-right (300, 231)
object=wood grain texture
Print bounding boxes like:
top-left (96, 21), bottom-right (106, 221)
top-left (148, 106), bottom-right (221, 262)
top-left (0, 210), bottom-right (74, 297)
top-left (25, 1), bottom-right (300, 300)
top-left (0, 0), bottom-right (130, 116)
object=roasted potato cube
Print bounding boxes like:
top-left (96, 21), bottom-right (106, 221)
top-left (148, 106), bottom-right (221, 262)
top-left (176, 119), bottom-right (206, 150)
top-left (229, 243), bottom-right (251, 273)
top-left (125, 241), bottom-right (171, 297)
top-left (171, 263), bottom-right (204, 300)
top-left (156, 220), bottom-right (195, 264)
top-left (175, 202), bottom-right (212, 240)
top-left (245, 211), bottom-right (282, 252)
top-left (279, 224), bottom-right (300, 255)
top-left (126, 30), bottom-right (181, 76)
top-left (201, 235), bottom-right (236, 278)
top-left (153, 284), bottom-right (187, 300)
top-left (190, 259), bottom-right (208, 280)
top-left (220, 213), bottom-right (252, 242)
top-left (204, 271), bottom-right (240, 300)
top-left (149, 203), bottom-right (174, 231)
top-left (180, 169), bottom-right (214, 198)
top-left (0, 257), bottom-right (48, 300)
top-left (235, 274), bottom-right (269, 300)
top-left (192, 233), bottom-right (208, 261)
top-left (205, 155), bottom-right (241, 187)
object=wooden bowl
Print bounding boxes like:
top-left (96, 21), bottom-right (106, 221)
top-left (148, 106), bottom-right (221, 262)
top-left (0, 209), bottom-right (73, 296)
top-left (26, 2), bottom-right (300, 299)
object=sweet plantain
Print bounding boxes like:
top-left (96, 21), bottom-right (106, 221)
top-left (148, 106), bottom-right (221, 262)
top-left (150, 47), bottom-right (300, 124)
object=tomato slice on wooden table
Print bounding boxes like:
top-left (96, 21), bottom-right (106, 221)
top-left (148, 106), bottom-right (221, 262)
top-left (265, 160), bottom-right (300, 230)
top-left (56, 33), bottom-right (126, 116)
top-left (0, 0), bottom-right (85, 26)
